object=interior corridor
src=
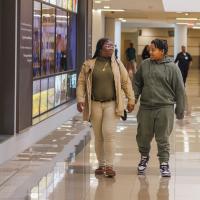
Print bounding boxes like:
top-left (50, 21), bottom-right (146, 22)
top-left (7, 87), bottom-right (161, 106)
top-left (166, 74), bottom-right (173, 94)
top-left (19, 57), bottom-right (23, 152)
top-left (27, 68), bottom-right (200, 200)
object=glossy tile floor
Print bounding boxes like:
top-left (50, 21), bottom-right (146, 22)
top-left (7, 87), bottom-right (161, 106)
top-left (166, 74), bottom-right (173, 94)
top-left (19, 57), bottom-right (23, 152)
top-left (28, 69), bottom-right (200, 200)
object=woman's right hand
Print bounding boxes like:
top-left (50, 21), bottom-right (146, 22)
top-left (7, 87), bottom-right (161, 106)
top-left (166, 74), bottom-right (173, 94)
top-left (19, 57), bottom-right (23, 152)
top-left (77, 102), bottom-right (85, 112)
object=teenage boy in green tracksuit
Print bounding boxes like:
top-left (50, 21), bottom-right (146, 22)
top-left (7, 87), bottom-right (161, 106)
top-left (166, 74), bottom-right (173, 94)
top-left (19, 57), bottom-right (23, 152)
top-left (134, 39), bottom-right (185, 177)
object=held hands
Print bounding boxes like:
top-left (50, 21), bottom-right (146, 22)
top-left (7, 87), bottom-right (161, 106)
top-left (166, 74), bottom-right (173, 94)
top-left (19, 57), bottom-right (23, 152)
top-left (127, 103), bottom-right (135, 113)
top-left (77, 102), bottom-right (85, 112)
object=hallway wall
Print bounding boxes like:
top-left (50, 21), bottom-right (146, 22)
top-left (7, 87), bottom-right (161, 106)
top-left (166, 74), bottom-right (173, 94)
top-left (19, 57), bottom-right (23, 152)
top-left (122, 28), bottom-right (200, 68)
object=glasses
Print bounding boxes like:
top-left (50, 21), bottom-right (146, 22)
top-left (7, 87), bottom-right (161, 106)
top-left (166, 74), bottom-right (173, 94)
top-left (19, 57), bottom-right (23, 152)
top-left (103, 43), bottom-right (114, 49)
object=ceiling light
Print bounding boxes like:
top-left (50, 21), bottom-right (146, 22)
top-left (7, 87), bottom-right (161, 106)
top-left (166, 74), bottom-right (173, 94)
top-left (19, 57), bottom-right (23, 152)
top-left (100, 9), bottom-right (125, 12)
top-left (104, 6), bottom-right (110, 9)
top-left (176, 18), bottom-right (198, 20)
top-left (95, 1), bottom-right (101, 3)
top-left (193, 26), bottom-right (200, 29)
top-left (118, 18), bottom-right (126, 22)
top-left (185, 13), bottom-right (189, 16)
top-left (176, 22), bottom-right (194, 26)
top-left (176, 23), bottom-right (188, 25)
top-left (162, 0), bottom-right (200, 12)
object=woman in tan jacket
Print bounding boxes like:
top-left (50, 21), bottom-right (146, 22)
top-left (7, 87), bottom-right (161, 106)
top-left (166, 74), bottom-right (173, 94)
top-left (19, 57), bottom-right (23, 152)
top-left (76, 38), bottom-right (135, 177)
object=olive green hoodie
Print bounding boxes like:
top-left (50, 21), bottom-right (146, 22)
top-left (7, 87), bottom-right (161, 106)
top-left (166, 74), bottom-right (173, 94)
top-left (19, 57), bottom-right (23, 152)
top-left (134, 56), bottom-right (185, 119)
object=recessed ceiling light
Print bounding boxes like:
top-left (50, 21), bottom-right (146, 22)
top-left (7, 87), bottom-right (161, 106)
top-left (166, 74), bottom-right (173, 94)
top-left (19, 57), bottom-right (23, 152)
top-left (176, 22), bottom-right (194, 26)
top-left (104, 6), bottom-right (110, 9)
top-left (100, 9), bottom-right (125, 12)
top-left (176, 18), bottom-right (198, 20)
top-left (185, 13), bottom-right (189, 16)
top-left (95, 1), bottom-right (101, 3)
top-left (193, 26), bottom-right (200, 29)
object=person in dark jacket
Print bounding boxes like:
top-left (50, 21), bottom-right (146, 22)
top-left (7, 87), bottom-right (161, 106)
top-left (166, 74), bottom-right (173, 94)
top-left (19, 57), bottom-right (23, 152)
top-left (175, 45), bottom-right (192, 86)
top-left (141, 45), bottom-right (150, 60)
top-left (125, 42), bottom-right (137, 74)
top-left (134, 39), bottom-right (185, 177)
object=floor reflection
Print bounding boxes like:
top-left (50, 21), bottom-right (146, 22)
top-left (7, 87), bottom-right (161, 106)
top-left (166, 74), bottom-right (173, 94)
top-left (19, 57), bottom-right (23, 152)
top-left (137, 176), bottom-right (169, 200)
top-left (93, 176), bottom-right (116, 200)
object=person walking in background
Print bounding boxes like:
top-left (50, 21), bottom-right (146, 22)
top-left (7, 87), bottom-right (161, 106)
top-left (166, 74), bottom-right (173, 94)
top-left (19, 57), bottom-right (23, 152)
top-left (175, 45), bottom-right (192, 86)
top-left (76, 38), bottom-right (135, 178)
top-left (141, 45), bottom-right (150, 60)
top-left (125, 42), bottom-right (137, 74)
top-left (134, 39), bottom-right (185, 177)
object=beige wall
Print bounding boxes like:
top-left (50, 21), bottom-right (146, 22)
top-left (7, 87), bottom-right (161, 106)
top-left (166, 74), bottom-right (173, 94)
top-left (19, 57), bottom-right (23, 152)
top-left (121, 28), bottom-right (200, 68)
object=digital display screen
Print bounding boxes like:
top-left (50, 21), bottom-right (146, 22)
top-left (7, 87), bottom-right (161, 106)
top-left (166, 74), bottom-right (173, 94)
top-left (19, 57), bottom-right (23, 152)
top-left (33, 1), bottom-right (41, 78)
top-left (57, 0), bottom-right (62, 7)
top-left (56, 9), bottom-right (67, 72)
top-left (48, 77), bottom-right (55, 110)
top-left (32, 80), bottom-right (41, 117)
top-left (55, 75), bottom-right (62, 106)
top-left (73, 0), bottom-right (78, 13)
top-left (61, 74), bottom-right (67, 103)
top-left (67, 12), bottom-right (77, 70)
top-left (71, 73), bottom-right (76, 89)
top-left (50, 0), bottom-right (56, 4)
top-left (67, 72), bottom-right (76, 100)
top-left (41, 4), bottom-right (55, 76)
top-left (68, 0), bottom-right (73, 11)
top-left (63, 0), bottom-right (67, 9)
top-left (40, 78), bottom-right (48, 113)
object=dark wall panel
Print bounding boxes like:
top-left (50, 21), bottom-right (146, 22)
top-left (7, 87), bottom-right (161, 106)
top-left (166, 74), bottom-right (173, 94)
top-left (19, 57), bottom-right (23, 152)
top-left (16, 0), bottom-right (33, 132)
top-left (0, 0), bottom-right (16, 134)
top-left (77, 0), bottom-right (93, 74)
top-left (0, 0), bottom-right (2, 118)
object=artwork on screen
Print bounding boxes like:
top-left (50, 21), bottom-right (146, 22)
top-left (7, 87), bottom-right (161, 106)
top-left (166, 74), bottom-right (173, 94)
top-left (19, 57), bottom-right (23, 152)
top-left (57, 0), bottom-right (62, 7)
top-left (62, 0), bottom-right (67, 9)
top-left (41, 4), bottom-right (55, 76)
top-left (68, 0), bottom-right (73, 11)
top-left (40, 78), bottom-right (48, 113)
top-left (61, 74), bottom-right (67, 103)
top-left (48, 77), bottom-right (55, 110)
top-left (55, 75), bottom-right (62, 106)
top-left (33, 1), bottom-right (41, 78)
top-left (67, 12), bottom-right (77, 70)
top-left (32, 80), bottom-right (41, 117)
top-left (56, 9), bottom-right (67, 72)
top-left (73, 0), bottom-right (78, 13)
top-left (67, 73), bottom-right (76, 100)
top-left (70, 73), bottom-right (76, 89)
top-left (50, 0), bottom-right (56, 5)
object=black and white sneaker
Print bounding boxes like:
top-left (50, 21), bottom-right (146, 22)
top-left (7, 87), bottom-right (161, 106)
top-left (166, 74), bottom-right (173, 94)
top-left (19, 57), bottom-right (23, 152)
top-left (137, 156), bottom-right (149, 175)
top-left (160, 162), bottom-right (171, 177)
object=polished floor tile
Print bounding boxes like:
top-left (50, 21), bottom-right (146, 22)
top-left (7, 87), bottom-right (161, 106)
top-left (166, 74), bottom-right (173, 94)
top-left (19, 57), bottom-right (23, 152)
top-left (2, 69), bottom-right (200, 200)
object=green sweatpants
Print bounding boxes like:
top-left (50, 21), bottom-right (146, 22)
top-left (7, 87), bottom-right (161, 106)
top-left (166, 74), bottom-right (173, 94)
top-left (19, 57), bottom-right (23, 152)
top-left (136, 106), bottom-right (174, 163)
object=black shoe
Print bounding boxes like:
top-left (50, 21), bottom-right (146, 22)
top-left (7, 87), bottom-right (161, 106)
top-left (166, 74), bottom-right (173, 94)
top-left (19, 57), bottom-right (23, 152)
top-left (160, 162), bottom-right (171, 177)
top-left (137, 156), bottom-right (149, 175)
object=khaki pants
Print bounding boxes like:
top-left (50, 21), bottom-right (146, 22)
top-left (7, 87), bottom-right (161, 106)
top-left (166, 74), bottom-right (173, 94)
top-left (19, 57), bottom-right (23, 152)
top-left (136, 106), bottom-right (174, 163)
top-left (90, 101), bottom-right (119, 167)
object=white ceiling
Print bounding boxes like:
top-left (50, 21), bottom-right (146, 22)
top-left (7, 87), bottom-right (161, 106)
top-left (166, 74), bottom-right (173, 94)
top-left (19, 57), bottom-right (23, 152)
top-left (93, 0), bottom-right (200, 29)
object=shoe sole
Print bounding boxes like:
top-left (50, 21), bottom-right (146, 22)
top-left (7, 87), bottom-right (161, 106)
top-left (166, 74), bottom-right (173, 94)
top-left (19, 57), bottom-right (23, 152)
top-left (161, 174), bottom-right (171, 177)
top-left (137, 170), bottom-right (145, 175)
